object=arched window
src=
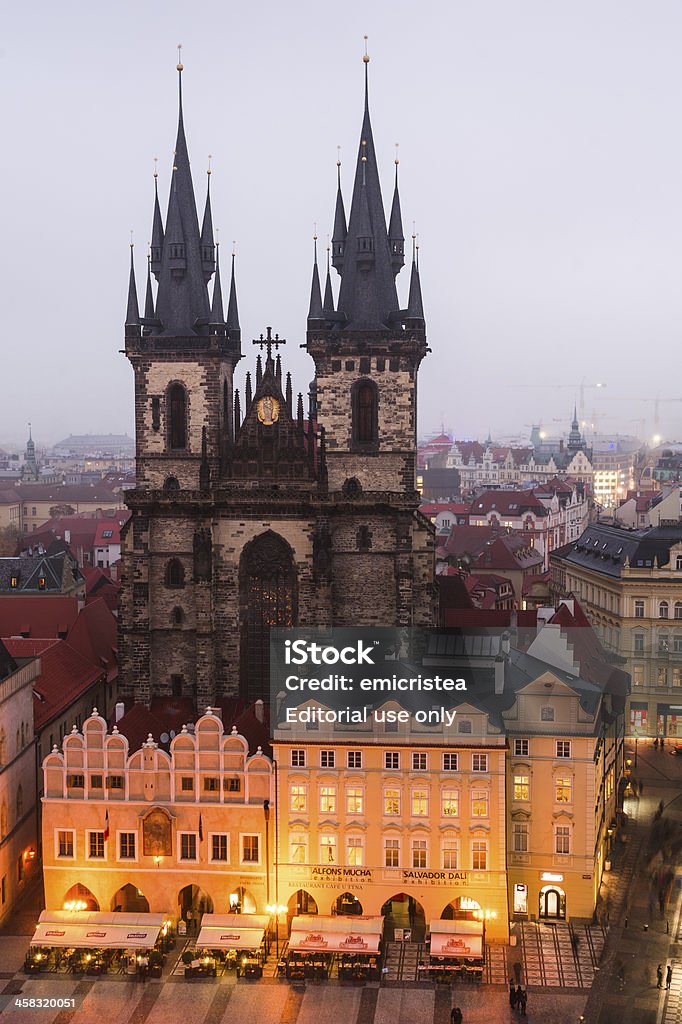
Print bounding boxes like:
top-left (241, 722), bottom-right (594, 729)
top-left (171, 606), bottom-right (184, 626)
top-left (168, 383), bottom-right (187, 450)
top-left (165, 559), bottom-right (185, 588)
top-left (16, 785), bottom-right (23, 819)
top-left (163, 476), bottom-right (180, 492)
top-left (675, 602), bottom-right (682, 620)
top-left (352, 379), bottom-right (378, 448)
top-left (240, 532), bottom-right (297, 700)
top-left (660, 601), bottom-right (669, 619)
top-left (676, 555), bottom-right (682, 571)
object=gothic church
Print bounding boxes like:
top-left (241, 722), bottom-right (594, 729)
top-left (119, 54), bottom-right (436, 707)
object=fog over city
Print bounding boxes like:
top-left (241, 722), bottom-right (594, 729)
top-left (3, 0), bottom-right (682, 447)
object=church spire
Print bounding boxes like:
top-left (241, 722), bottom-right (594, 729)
top-left (153, 55), bottom-right (210, 336)
top-left (226, 249), bottom-right (241, 344)
top-left (209, 241), bottom-right (225, 328)
top-left (334, 44), bottom-right (401, 331)
top-left (331, 151), bottom-right (347, 274)
top-left (307, 234), bottom-right (323, 322)
top-left (125, 243), bottom-right (140, 327)
top-left (388, 147), bottom-right (405, 275)
top-left (144, 252), bottom-right (155, 320)
top-left (406, 234), bottom-right (424, 323)
top-left (150, 163), bottom-right (164, 278)
top-left (323, 243), bottom-right (334, 311)
top-left (200, 160), bottom-right (216, 282)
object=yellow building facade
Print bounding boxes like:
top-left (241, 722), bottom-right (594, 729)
top-left (41, 711), bottom-right (273, 925)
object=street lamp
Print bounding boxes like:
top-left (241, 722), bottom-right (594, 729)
top-left (266, 903), bottom-right (286, 960)
top-left (63, 900), bottom-right (87, 912)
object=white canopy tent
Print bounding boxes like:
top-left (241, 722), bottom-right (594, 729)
top-left (30, 911), bottom-right (165, 949)
top-left (428, 919), bottom-right (484, 958)
top-left (288, 915), bottom-right (383, 954)
top-left (195, 913), bottom-right (270, 950)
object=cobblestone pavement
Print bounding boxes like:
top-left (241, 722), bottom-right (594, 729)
top-left (519, 920), bottom-right (606, 988)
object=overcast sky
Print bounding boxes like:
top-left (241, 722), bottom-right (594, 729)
top-left (3, 0), bottom-right (682, 449)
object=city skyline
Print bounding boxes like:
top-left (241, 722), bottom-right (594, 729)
top-left (4, 1), bottom-right (682, 441)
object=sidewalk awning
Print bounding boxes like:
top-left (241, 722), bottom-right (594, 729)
top-left (428, 919), bottom-right (483, 958)
top-left (196, 913), bottom-right (270, 950)
top-left (289, 915), bottom-right (383, 954)
top-left (30, 911), bottom-right (165, 949)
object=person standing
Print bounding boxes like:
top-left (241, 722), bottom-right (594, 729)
top-left (667, 964), bottom-right (673, 989)
top-left (515, 984), bottom-right (524, 1009)
top-left (450, 1008), bottom-right (463, 1024)
top-left (509, 979), bottom-right (517, 1008)
top-left (519, 988), bottom-right (527, 1015)
top-left (657, 964), bottom-right (663, 988)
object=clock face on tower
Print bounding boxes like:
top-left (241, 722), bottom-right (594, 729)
top-left (257, 395), bottom-right (280, 425)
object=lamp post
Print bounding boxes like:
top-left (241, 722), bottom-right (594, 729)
top-left (266, 903), bottom-right (286, 960)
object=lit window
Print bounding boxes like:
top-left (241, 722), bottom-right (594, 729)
top-left (441, 789), bottom-right (459, 817)
top-left (555, 825), bottom-right (571, 854)
top-left (320, 785), bottom-right (336, 814)
top-left (442, 840), bottom-right (459, 869)
top-left (347, 836), bottom-right (363, 865)
top-left (472, 754), bottom-right (488, 772)
top-left (290, 833), bottom-right (307, 864)
top-left (513, 775), bottom-right (530, 801)
top-left (290, 785), bottom-right (307, 813)
top-left (442, 752), bottom-right (458, 771)
top-left (411, 789), bottom-right (428, 816)
top-left (412, 839), bottom-right (427, 868)
top-left (512, 823), bottom-right (528, 853)
top-left (320, 834), bottom-right (336, 863)
top-left (385, 838), bottom-right (400, 868)
top-left (556, 741), bottom-right (571, 758)
top-left (472, 841), bottom-right (487, 870)
top-left (346, 787), bottom-right (364, 815)
top-left (472, 791), bottom-right (488, 817)
top-left (384, 788), bottom-right (401, 815)
top-left (555, 776), bottom-right (572, 803)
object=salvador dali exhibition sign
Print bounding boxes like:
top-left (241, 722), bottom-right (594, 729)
top-left (291, 867), bottom-right (470, 889)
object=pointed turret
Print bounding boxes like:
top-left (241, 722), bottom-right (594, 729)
top-left (406, 236), bottom-right (424, 324)
top-left (256, 355), bottom-right (263, 389)
top-left (209, 242), bottom-right (225, 330)
top-left (388, 154), bottom-right (405, 275)
top-left (200, 166), bottom-right (216, 282)
top-left (331, 158), bottom-right (347, 273)
top-left (285, 372), bottom-right (293, 415)
top-left (334, 50), bottom-right (401, 331)
top-left (245, 371), bottom-right (253, 409)
top-left (125, 245), bottom-right (140, 327)
top-left (307, 235), bottom-right (324, 323)
top-left (234, 389), bottom-right (241, 438)
top-left (567, 405), bottom-right (584, 452)
top-left (275, 353), bottom-right (282, 388)
top-left (144, 253), bottom-right (155, 320)
top-left (150, 170), bottom-right (164, 278)
top-left (323, 246), bottom-right (334, 311)
top-left (226, 252), bottom-right (241, 345)
top-left (153, 61), bottom-right (210, 336)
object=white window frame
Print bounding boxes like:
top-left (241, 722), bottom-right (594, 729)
top-left (556, 740), bottom-right (571, 758)
top-left (383, 787), bottom-right (401, 816)
top-left (347, 750), bottom-right (363, 769)
top-left (441, 788), bottom-right (459, 818)
top-left (320, 750), bottom-right (335, 768)
top-left (346, 835), bottom-right (364, 866)
top-left (117, 829), bottom-right (138, 862)
top-left (319, 784), bottom-right (337, 814)
top-left (290, 749), bottom-right (306, 768)
top-left (442, 838), bottom-right (459, 870)
top-left (442, 752), bottom-right (459, 771)
top-left (555, 824), bottom-right (571, 855)
top-left (290, 783), bottom-right (308, 813)
top-left (512, 822), bottom-right (529, 853)
top-left (412, 751), bottom-right (428, 771)
top-left (240, 832), bottom-right (262, 865)
top-left (411, 838), bottom-right (428, 869)
top-left (384, 836), bottom-right (400, 868)
top-left (346, 785), bottom-right (364, 815)
top-left (541, 706), bottom-right (555, 722)
top-left (384, 751), bottom-right (400, 770)
top-left (472, 753), bottom-right (488, 773)
top-left (86, 829), bottom-right (105, 861)
top-left (289, 832), bottom-right (308, 864)
top-left (55, 828), bottom-right (76, 860)
top-left (178, 831), bottom-right (199, 862)
top-left (471, 790), bottom-right (489, 817)
top-left (513, 739), bottom-right (529, 757)
top-left (471, 840), bottom-right (488, 871)
top-left (411, 788), bottom-right (429, 816)
top-left (208, 832), bottom-right (229, 863)
top-left (320, 834), bottom-right (337, 864)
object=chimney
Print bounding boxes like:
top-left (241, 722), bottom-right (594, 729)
top-left (115, 701), bottom-right (125, 723)
top-left (494, 655), bottom-right (505, 694)
top-left (501, 631), bottom-right (511, 656)
top-left (254, 699), bottom-right (264, 723)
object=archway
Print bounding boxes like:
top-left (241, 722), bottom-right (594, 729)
top-left (380, 893), bottom-right (426, 942)
top-left (111, 883), bottom-right (149, 914)
top-left (287, 889), bottom-right (318, 933)
top-left (539, 886), bottom-right (566, 920)
top-left (63, 883), bottom-right (99, 912)
top-left (228, 886), bottom-right (256, 914)
top-left (178, 885), bottom-right (214, 935)
top-left (334, 892), bottom-right (363, 916)
top-left (441, 896), bottom-right (482, 921)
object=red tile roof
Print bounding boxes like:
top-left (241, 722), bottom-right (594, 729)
top-left (469, 489), bottom-right (547, 516)
top-left (0, 595), bottom-right (79, 639)
top-left (3, 637), bottom-right (104, 730)
top-left (67, 598), bottom-right (118, 681)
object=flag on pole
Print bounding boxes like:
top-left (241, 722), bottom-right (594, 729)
top-left (103, 809), bottom-right (109, 842)
top-left (199, 813), bottom-right (203, 841)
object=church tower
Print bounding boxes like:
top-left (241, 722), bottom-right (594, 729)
top-left (119, 53), bottom-right (434, 710)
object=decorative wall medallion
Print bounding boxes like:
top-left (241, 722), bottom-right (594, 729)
top-left (257, 396), bottom-right (279, 425)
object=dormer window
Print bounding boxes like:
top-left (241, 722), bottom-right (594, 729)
top-left (38, 577), bottom-right (46, 590)
top-left (10, 576), bottom-right (18, 589)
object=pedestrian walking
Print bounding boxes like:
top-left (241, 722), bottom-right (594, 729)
top-left (639, 780), bottom-right (644, 795)
top-left (657, 964), bottom-right (663, 988)
top-left (509, 979), bottom-right (517, 1008)
top-left (515, 985), bottom-right (524, 1009)
top-left (519, 988), bottom-right (527, 1015)
top-left (667, 965), bottom-right (673, 989)
top-left (654, 737), bottom-right (659, 749)
top-left (450, 1008), bottom-right (463, 1024)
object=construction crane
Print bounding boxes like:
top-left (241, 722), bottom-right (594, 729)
top-left (598, 394), bottom-right (682, 434)
top-left (508, 378), bottom-right (606, 422)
